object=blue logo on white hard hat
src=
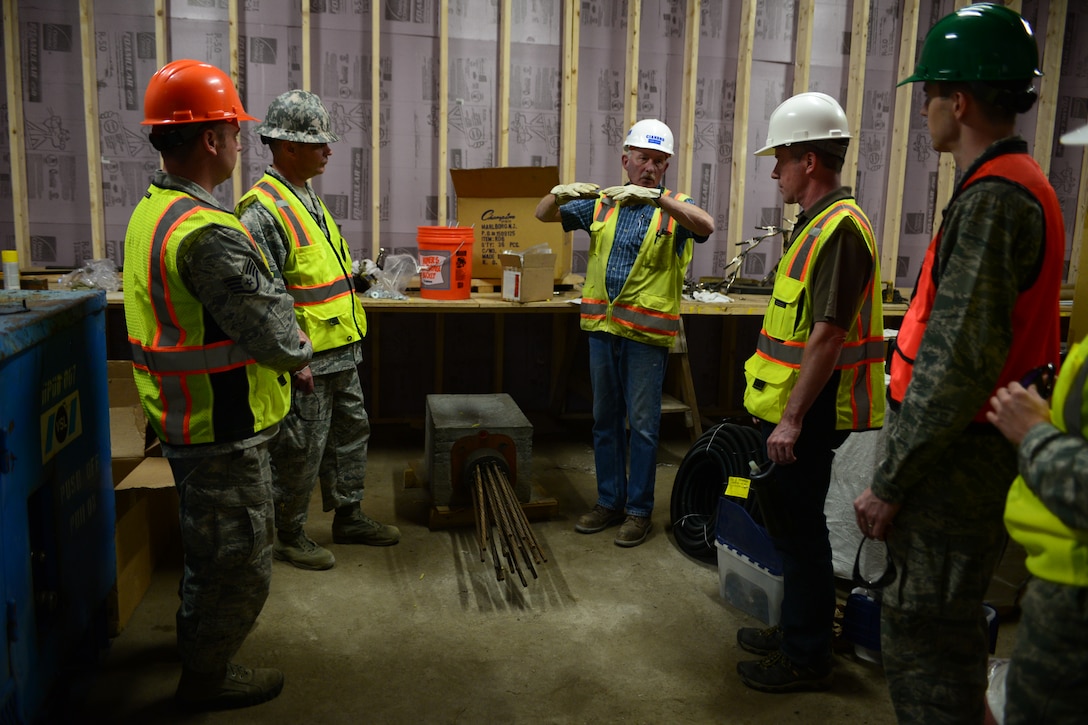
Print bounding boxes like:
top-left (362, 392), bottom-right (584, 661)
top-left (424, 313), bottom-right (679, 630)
top-left (646, 134), bottom-right (664, 146)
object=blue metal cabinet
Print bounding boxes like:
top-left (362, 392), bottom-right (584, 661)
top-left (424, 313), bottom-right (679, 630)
top-left (0, 290), bottom-right (116, 723)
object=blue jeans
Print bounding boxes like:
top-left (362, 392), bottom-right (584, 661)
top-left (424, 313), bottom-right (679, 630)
top-left (587, 331), bottom-right (669, 518)
top-left (759, 396), bottom-right (847, 669)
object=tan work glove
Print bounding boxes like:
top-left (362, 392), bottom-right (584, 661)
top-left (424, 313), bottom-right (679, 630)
top-left (550, 182), bottom-right (601, 206)
top-left (601, 184), bottom-right (663, 206)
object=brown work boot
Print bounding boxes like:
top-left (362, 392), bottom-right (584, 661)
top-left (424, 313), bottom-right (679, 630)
top-left (737, 625), bottom-right (783, 656)
top-left (332, 507), bottom-right (401, 546)
top-left (574, 504), bottom-right (625, 534)
top-left (614, 515), bottom-right (652, 547)
top-left (273, 530), bottom-right (335, 570)
top-left (175, 662), bottom-right (284, 711)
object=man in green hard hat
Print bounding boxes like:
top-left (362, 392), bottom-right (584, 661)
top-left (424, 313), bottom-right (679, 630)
top-left (853, 4), bottom-right (1065, 722)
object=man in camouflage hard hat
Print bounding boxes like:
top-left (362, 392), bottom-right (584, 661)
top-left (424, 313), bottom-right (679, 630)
top-left (237, 90), bottom-right (400, 573)
top-left (853, 4), bottom-right (1064, 722)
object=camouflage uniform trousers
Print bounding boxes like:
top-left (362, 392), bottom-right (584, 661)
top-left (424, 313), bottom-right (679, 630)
top-left (880, 429), bottom-right (1017, 725)
top-left (1004, 578), bottom-right (1088, 723)
top-left (270, 365), bottom-right (370, 533)
top-left (167, 444), bottom-right (275, 674)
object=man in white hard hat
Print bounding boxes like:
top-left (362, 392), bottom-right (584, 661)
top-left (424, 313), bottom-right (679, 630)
top-left (534, 119), bottom-right (713, 547)
top-left (236, 90), bottom-right (400, 573)
top-left (737, 91), bottom-right (884, 693)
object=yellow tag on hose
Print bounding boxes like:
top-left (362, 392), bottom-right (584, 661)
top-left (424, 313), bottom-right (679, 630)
top-left (724, 476), bottom-right (752, 498)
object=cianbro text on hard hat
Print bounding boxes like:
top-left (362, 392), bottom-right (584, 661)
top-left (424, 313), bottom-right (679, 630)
top-left (255, 90), bottom-right (340, 145)
top-left (624, 119), bottom-right (674, 156)
top-left (755, 92), bottom-right (851, 156)
top-left (897, 2), bottom-right (1041, 86)
top-left (142, 59), bottom-right (257, 126)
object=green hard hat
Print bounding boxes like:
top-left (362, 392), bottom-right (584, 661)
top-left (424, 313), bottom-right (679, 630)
top-left (897, 3), bottom-right (1041, 86)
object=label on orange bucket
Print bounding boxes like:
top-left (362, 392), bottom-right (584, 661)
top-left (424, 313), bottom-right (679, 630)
top-left (419, 251), bottom-right (450, 288)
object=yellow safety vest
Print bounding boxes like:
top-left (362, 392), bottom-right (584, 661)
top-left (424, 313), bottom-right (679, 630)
top-left (239, 175), bottom-right (366, 352)
top-left (743, 200), bottom-right (885, 430)
top-left (1005, 338), bottom-right (1088, 586)
top-left (123, 185), bottom-right (289, 445)
top-left (579, 189), bottom-right (694, 347)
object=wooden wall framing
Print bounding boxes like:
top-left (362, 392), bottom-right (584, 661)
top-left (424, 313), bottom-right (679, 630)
top-left (2, 0), bottom-right (1085, 336)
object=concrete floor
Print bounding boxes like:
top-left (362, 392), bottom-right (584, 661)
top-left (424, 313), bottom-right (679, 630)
top-left (64, 416), bottom-right (1009, 724)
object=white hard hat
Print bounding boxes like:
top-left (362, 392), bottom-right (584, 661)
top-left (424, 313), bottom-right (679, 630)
top-left (1061, 123), bottom-right (1088, 146)
top-left (624, 119), bottom-right (674, 156)
top-left (755, 92), bottom-right (851, 156)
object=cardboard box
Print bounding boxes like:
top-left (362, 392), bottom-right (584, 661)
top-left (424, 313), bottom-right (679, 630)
top-left (499, 250), bottom-right (557, 302)
top-left (110, 459), bottom-right (179, 636)
top-left (106, 361), bottom-right (180, 636)
top-left (108, 360), bottom-right (149, 483)
top-left (450, 166), bottom-right (571, 281)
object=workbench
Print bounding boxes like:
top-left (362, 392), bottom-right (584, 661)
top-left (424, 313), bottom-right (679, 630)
top-left (105, 288), bottom-right (998, 426)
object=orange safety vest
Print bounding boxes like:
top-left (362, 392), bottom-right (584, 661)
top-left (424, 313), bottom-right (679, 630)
top-left (888, 152), bottom-right (1063, 422)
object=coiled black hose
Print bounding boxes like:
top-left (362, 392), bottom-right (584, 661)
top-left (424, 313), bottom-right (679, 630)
top-left (669, 421), bottom-right (767, 561)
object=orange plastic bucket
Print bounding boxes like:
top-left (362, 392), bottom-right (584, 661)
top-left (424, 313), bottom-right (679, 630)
top-left (417, 226), bottom-right (473, 300)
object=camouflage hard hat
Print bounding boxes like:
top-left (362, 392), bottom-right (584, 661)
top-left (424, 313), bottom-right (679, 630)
top-left (255, 90), bottom-right (339, 144)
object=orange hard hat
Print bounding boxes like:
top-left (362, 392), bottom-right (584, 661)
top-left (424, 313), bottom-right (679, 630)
top-left (142, 59), bottom-right (258, 126)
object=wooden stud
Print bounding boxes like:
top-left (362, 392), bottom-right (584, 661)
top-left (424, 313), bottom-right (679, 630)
top-left (782, 0), bottom-right (815, 224)
top-left (881, 0), bottom-right (920, 287)
top-left (560, 0), bottom-right (579, 183)
top-left (229, 0), bottom-right (242, 203)
top-left (1072, 209), bottom-right (1088, 344)
top-left (677, 0), bottom-right (700, 192)
top-left (728, 0), bottom-right (758, 253)
top-left (498, 0), bottom-right (511, 167)
top-left (624, 0), bottom-right (641, 185)
top-left (80, 0), bottom-right (106, 261)
top-left (1070, 144), bottom-right (1088, 315)
top-left (931, 0), bottom-right (971, 241)
top-left (371, 1), bottom-right (381, 258)
top-left (1032, 0), bottom-right (1066, 174)
top-left (155, 0), bottom-right (167, 66)
top-left (2, 0), bottom-right (30, 270)
top-left (301, 1), bottom-right (310, 92)
top-left (438, 0), bottom-right (448, 226)
top-left (841, 0), bottom-right (871, 190)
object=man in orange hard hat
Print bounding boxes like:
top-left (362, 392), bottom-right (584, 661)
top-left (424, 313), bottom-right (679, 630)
top-left (123, 59), bottom-right (311, 711)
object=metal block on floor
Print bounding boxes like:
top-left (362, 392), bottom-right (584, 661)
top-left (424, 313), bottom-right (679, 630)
top-left (424, 394), bottom-right (533, 506)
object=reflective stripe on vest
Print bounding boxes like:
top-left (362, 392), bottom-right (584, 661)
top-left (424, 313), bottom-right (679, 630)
top-left (249, 180), bottom-right (355, 306)
top-left (123, 187), bottom-right (286, 445)
top-left (580, 189), bottom-right (692, 344)
top-left (757, 202), bottom-right (884, 370)
top-left (744, 199), bottom-right (884, 430)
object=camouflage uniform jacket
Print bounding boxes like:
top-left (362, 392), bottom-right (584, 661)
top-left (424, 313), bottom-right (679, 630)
top-left (237, 166), bottom-right (360, 377)
top-left (873, 138), bottom-right (1048, 504)
top-left (144, 170), bottom-right (312, 458)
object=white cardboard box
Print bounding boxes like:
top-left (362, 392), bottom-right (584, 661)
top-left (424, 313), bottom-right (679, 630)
top-left (499, 250), bottom-right (557, 302)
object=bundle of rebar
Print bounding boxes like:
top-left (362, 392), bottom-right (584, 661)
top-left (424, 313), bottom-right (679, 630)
top-left (469, 457), bottom-right (547, 586)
